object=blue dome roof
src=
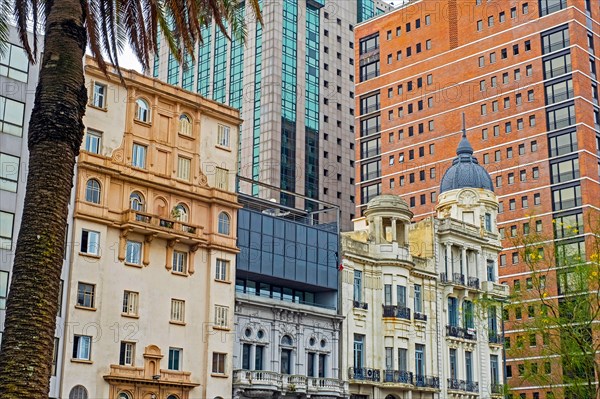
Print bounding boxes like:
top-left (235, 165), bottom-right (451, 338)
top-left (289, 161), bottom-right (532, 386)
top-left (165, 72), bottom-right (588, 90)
top-left (440, 131), bottom-right (493, 194)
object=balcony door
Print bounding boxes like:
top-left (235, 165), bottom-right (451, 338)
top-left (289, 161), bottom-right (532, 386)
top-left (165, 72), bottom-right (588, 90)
top-left (448, 297), bottom-right (458, 326)
top-left (449, 348), bottom-right (457, 380)
top-left (465, 351), bottom-right (473, 383)
top-left (490, 355), bottom-right (499, 385)
top-left (415, 344), bottom-right (425, 377)
top-left (353, 334), bottom-right (364, 369)
top-left (281, 349), bottom-right (292, 374)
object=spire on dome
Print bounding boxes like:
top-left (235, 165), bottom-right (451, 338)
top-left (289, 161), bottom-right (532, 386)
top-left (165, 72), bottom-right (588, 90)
top-left (456, 113), bottom-right (474, 156)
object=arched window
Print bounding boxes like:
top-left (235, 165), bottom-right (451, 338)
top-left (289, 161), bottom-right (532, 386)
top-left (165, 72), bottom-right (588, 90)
top-left (69, 385), bottom-right (88, 399)
top-left (179, 114), bottom-right (192, 136)
top-left (281, 335), bottom-right (293, 346)
top-left (129, 191), bottom-right (144, 211)
top-left (136, 98), bottom-right (150, 123)
top-left (85, 179), bottom-right (101, 204)
top-left (118, 392), bottom-right (132, 399)
top-left (167, 395), bottom-right (179, 399)
top-left (217, 212), bottom-right (230, 235)
top-left (173, 203), bottom-right (189, 222)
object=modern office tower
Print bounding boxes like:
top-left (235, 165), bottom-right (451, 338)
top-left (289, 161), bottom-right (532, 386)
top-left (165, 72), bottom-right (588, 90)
top-left (0, 28), bottom-right (70, 398)
top-left (152, 1), bottom-right (391, 229)
top-left (232, 181), bottom-right (346, 398)
top-left (355, 1), bottom-right (598, 397)
top-left (59, 58), bottom-right (240, 399)
top-left (341, 135), bottom-right (508, 399)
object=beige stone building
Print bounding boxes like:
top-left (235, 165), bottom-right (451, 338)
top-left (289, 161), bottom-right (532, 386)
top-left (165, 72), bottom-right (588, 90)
top-left (58, 58), bottom-right (241, 399)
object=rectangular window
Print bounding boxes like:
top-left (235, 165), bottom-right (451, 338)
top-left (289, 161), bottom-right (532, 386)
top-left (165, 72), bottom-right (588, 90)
top-left (385, 347), bottom-right (393, 370)
top-left (414, 284), bottom-right (422, 313)
top-left (549, 130), bottom-right (577, 156)
top-left (0, 95), bottom-right (25, 137)
top-left (0, 152), bottom-right (19, 192)
top-left (547, 104), bottom-right (575, 130)
top-left (448, 297), bottom-right (458, 326)
top-left (212, 352), bottom-right (226, 374)
top-left (415, 344), bottom-right (425, 377)
top-left (122, 290), bottom-right (139, 316)
top-left (171, 299), bottom-right (185, 323)
top-left (84, 129), bottom-right (102, 154)
top-left (546, 78), bottom-right (573, 104)
top-left (0, 43), bottom-right (28, 82)
top-left (168, 347), bottom-right (182, 370)
top-left (216, 258), bottom-right (228, 281)
top-left (177, 156), bottom-right (191, 181)
top-left (544, 53), bottom-right (571, 79)
top-left (0, 270), bottom-right (8, 309)
top-left (52, 337), bottom-right (59, 375)
top-left (72, 335), bottom-right (92, 360)
top-left (217, 125), bottom-right (230, 147)
top-left (172, 251), bottom-right (188, 274)
top-left (119, 341), bottom-right (135, 366)
top-left (398, 348), bottom-right (407, 371)
top-left (551, 157), bottom-right (580, 183)
top-left (384, 284), bottom-right (392, 306)
top-left (77, 282), bottom-right (95, 308)
top-left (92, 82), bottom-right (107, 108)
top-left (360, 60), bottom-right (380, 81)
top-left (132, 143), bottom-right (147, 168)
top-left (80, 229), bottom-right (100, 255)
top-left (215, 305), bottom-right (229, 328)
top-left (215, 167), bottom-right (229, 191)
top-left (353, 334), bottom-right (364, 368)
top-left (542, 26), bottom-right (570, 54)
top-left (125, 240), bottom-right (142, 265)
top-left (553, 184), bottom-right (581, 210)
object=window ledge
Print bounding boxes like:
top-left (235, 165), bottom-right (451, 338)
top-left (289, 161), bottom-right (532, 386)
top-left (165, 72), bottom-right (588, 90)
top-left (171, 271), bottom-right (189, 277)
top-left (215, 279), bottom-right (231, 284)
top-left (213, 326), bottom-right (230, 331)
top-left (178, 132), bottom-right (194, 140)
top-left (87, 104), bottom-right (107, 112)
top-left (121, 313), bottom-right (140, 319)
top-left (215, 145), bottom-right (232, 152)
top-left (124, 262), bottom-right (143, 268)
top-left (130, 166), bottom-right (147, 173)
top-left (71, 358), bottom-right (93, 364)
top-left (79, 252), bottom-right (101, 259)
top-left (75, 305), bottom-right (97, 312)
top-left (211, 373), bottom-right (229, 378)
top-left (170, 320), bottom-right (187, 326)
top-left (134, 119), bottom-right (152, 127)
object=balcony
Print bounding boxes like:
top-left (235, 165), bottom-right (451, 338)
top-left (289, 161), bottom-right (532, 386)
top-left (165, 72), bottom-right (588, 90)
top-left (446, 325), bottom-right (477, 341)
top-left (481, 281), bottom-right (510, 298)
top-left (353, 300), bottom-right (369, 310)
top-left (348, 367), bottom-right (380, 382)
top-left (491, 383), bottom-right (504, 397)
top-left (383, 370), bottom-right (413, 385)
top-left (120, 209), bottom-right (205, 244)
top-left (383, 305), bottom-right (411, 320)
top-left (233, 370), bottom-right (346, 397)
top-left (440, 272), bottom-right (465, 286)
top-left (467, 277), bottom-right (480, 289)
top-left (488, 333), bottom-right (503, 345)
top-left (414, 375), bottom-right (440, 389)
top-left (104, 365), bottom-right (199, 389)
top-left (414, 312), bottom-right (427, 322)
top-left (448, 378), bottom-right (479, 393)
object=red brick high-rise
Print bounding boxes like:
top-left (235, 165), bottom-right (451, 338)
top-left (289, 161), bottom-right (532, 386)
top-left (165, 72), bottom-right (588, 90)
top-left (354, 1), bottom-right (599, 398)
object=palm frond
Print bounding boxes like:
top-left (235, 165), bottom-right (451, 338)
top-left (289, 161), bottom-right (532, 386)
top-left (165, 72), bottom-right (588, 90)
top-left (0, 0), bottom-right (12, 57)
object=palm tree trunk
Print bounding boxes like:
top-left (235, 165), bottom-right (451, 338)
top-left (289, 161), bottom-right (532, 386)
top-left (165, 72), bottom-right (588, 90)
top-left (0, 0), bottom-right (86, 396)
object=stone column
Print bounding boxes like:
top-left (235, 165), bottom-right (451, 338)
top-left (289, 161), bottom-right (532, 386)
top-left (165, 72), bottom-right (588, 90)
top-left (445, 243), bottom-right (452, 276)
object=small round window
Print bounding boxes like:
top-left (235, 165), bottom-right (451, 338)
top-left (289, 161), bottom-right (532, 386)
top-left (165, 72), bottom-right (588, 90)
top-left (320, 339), bottom-right (326, 348)
top-left (244, 328), bottom-right (252, 338)
top-left (309, 337), bottom-right (316, 346)
top-left (257, 330), bottom-right (265, 339)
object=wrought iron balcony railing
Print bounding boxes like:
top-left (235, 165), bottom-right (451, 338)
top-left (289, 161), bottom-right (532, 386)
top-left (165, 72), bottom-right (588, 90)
top-left (414, 312), bottom-right (427, 322)
top-left (353, 300), bottom-right (368, 310)
top-left (448, 378), bottom-right (479, 393)
top-left (446, 325), bottom-right (477, 341)
top-left (467, 276), bottom-right (480, 289)
top-left (488, 333), bottom-right (503, 344)
top-left (414, 375), bottom-right (440, 388)
top-left (382, 305), bottom-right (411, 320)
top-left (384, 370), bottom-right (413, 384)
top-left (348, 367), bottom-right (380, 382)
top-left (491, 383), bottom-right (504, 394)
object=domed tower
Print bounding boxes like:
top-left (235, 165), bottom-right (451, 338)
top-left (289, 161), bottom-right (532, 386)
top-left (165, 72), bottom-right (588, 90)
top-left (436, 115), bottom-right (499, 235)
top-left (364, 194), bottom-right (413, 246)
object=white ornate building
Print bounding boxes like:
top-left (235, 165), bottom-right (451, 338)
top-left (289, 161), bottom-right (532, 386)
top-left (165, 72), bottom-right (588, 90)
top-left (341, 131), bottom-right (509, 399)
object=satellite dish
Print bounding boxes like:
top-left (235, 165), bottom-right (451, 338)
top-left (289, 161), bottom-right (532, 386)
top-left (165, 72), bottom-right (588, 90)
top-left (262, 198), bottom-right (291, 217)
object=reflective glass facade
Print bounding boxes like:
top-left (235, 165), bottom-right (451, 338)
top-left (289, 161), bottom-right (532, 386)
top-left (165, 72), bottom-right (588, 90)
top-left (166, 51), bottom-right (179, 85)
top-left (280, 0), bottom-right (298, 206)
top-left (304, 5), bottom-right (320, 210)
top-left (251, 18), bottom-right (263, 195)
top-left (229, 6), bottom-right (245, 110)
top-left (196, 25), bottom-right (211, 97)
top-left (212, 25), bottom-right (228, 103)
top-left (181, 53), bottom-right (194, 91)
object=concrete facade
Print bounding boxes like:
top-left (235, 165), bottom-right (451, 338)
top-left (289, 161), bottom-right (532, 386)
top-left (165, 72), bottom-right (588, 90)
top-left (58, 58), bottom-right (241, 399)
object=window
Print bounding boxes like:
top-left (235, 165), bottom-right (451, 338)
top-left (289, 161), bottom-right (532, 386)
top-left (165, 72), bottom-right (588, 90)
top-left (415, 344), bottom-right (425, 377)
top-left (77, 282), bottom-right (95, 308)
top-left (215, 167), bottom-right (229, 191)
top-left (547, 104), bottom-right (575, 130)
top-left (171, 299), bottom-right (185, 323)
top-left (218, 212), bottom-right (230, 235)
top-left (551, 157), bottom-right (580, 183)
top-left (549, 130), bottom-right (577, 156)
top-left (129, 192), bottom-right (144, 212)
top-left (72, 335), bottom-right (92, 360)
top-left (546, 78), bottom-right (573, 104)
top-left (92, 82), bottom-right (106, 108)
top-left (360, 60), bottom-right (379, 81)
top-left (354, 271), bottom-right (362, 302)
top-left (122, 291), bottom-right (139, 316)
top-left (135, 99), bottom-right (150, 122)
top-left (552, 184), bottom-right (581, 210)
top-left (212, 352), bottom-right (227, 374)
top-left (0, 270), bottom-right (8, 309)
top-left (0, 96), bottom-right (25, 137)
top-left (0, 154), bottom-right (18, 191)
top-left (84, 130), bottom-right (102, 154)
top-left (168, 347), bottom-right (182, 370)
top-left (477, 20), bottom-right (483, 31)
top-left (414, 284), bottom-right (422, 313)
top-left (119, 342), bottom-right (135, 366)
top-left (79, 229), bottom-right (100, 255)
top-left (132, 143), bottom-right (147, 168)
top-left (490, 52), bottom-right (496, 63)
top-left (522, 2), bottom-right (529, 13)
top-left (215, 305), bottom-right (228, 328)
top-left (172, 251), bottom-right (188, 274)
top-left (479, 56), bottom-right (485, 67)
top-left (215, 258), bottom-right (229, 281)
top-left (176, 156), bottom-right (191, 181)
top-left (85, 179), bottom-right (101, 204)
top-left (69, 385), bottom-right (89, 399)
top-left (217, 124), bottom-right (230, 147)
top-left (125, 240), bottom-right (142, 265)
top-left (179, 114), bottom-right (192, 136)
